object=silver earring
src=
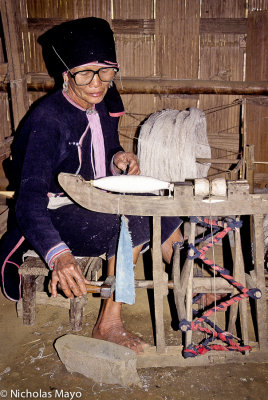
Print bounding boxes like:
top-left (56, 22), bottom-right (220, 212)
top-left (109, 81), bottom-right (114, 88)
top-left (63, 81), bottom-right (68, 92)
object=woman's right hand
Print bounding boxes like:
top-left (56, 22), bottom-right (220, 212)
top-left (113, 151), bottom-right (140, 175)
top-left (51, 252), bottom-right (90, 298)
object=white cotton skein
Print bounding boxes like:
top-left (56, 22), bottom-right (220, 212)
top-left (194, 178), bottom-right (210, 196)
top-left (137, 108), bottom-right (211, 182)
top-left (211, 178), bottom-right (227, 197)
top-left (90, 175), bottom-right (173, 194)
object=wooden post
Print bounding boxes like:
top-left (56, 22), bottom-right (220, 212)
top-left (69, 295), bottom-right (88, 332)
top-left (228, 268), bottom-right (239, 333)
top-left (227, 218), bottom-right (248, 337)
top-left (22, 275), bottom-right (36, 326)
top-left (245, 145), bottom-right (255, 194)
top-left (228, 217), bottom-right (249, 345)
top-left (152, 216), bottom-right (168, 353)
top-left (245, 145), bottom-right (255, 258)
top-left (185, 222), bottom-right (196, 347)
top-left (172, 243), bottom-right (186, 321)
top-left (0, 0), bottom-right (29, 129)
top-left (236, 217), bottom-right (249, 346)
top-left (230, 160), bottom-right (243, 181)
top-left (252, 215), bottom-right (267, 350)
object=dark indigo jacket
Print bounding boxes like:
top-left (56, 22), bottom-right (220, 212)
top-left (14, 90), bottom-right (123, 264)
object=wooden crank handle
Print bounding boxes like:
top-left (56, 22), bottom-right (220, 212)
top-left (48, 281), bottom-right (101, 295)
top-left (85, 284), bottom-right (101, 294)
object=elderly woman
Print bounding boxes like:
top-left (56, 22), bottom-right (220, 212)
top-left (0, 17), bottom-right (183, 353)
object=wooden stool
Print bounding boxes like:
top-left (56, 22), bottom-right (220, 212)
top-left (18, 256), bottom-right (102, 331)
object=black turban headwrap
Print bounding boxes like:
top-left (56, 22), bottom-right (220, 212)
top-left (38, 17), bottom-right (124, 115)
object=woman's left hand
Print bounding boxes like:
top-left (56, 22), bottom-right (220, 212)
top-left (113, 151), bottom-right (140, 175)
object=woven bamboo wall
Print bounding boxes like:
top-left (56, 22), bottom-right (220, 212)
top-left (246, 9), bottom-right (268, 185)
top-left (0, 0), bottom-right (268, 189)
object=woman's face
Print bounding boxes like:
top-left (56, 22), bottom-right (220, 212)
top-left (66, 64), bottom-right (110, 109)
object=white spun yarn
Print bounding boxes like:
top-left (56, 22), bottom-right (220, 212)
top-left (92, 175), bottom-right (173, 193)
top-left (137, 108), bottom-right (211, 182)
top-left (195, 178), bottom-right (210, 196)
top-left (211, 178), bottom-right (227, 197)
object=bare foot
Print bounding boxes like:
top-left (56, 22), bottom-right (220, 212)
top-left (92, 319), bottom-right (149, 354)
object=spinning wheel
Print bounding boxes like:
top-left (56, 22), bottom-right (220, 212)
top-left (42, 173), bottom-right (268, 367)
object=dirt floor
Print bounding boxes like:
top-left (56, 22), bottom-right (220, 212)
top-left (0, 256), bottom-right (268, 400)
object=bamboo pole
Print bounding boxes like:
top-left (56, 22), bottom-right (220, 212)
top-left (152, 216), bottom-right (168, 353)
top-left (117, 78), bottom-right (268, 95)
top-left (0, 74), bottom-right (267, 95)
top-left (196, 158), bottom-right (240, 164)
top-left (245, 144), bottom-right (255, 193)
top-left (85, 277), bottom-right (234, 292)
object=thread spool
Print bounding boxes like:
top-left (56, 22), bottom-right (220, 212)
top-left (90, 175), bottom-right (174, 194)
top-left (194, 178), bottom-right (210, 197)
top-left (211, 178), bottom-right (227, 197)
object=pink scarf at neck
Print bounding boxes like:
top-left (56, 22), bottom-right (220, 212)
top-left (86, 108), bottom-right (106, 178)
top-left (63, 91), bottom-right (106, 178)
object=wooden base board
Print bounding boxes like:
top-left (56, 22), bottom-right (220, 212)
top-left (16, 292), bottom-right (268, 368)
top-left (137, 345), bottom-right (268, 368)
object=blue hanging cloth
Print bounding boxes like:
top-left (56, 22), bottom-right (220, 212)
top-left (115, 216), bottom-right (135, 305)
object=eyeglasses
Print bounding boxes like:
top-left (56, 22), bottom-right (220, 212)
top-left (69, 67), bottom-right (118, 86)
